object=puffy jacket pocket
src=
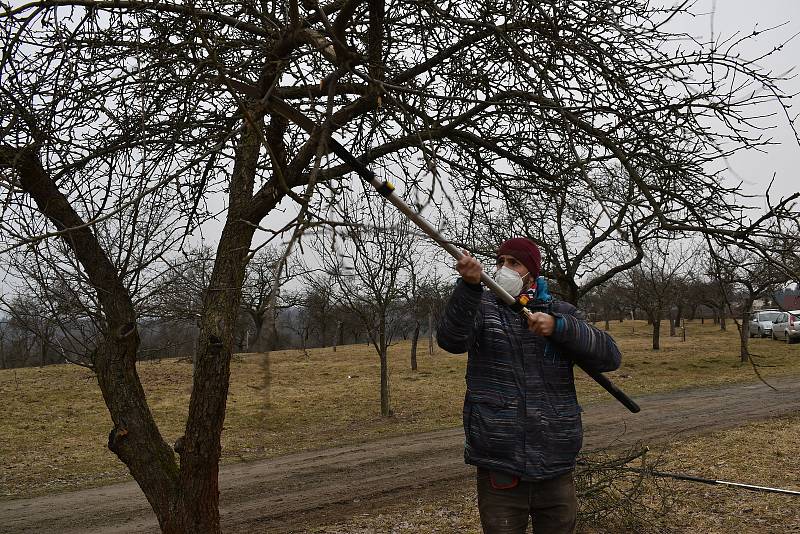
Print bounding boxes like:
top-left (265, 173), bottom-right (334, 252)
top-left (541, 351), bottom-right (580, 417)
top-left (541, 344), bottom-right (573, 383)
top-left (542, 410), bottom-right (583, 458)
top-left (465, 390), bottom-right (520, 461)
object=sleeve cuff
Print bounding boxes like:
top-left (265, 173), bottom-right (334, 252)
top-left (461, 278), bottom-right (483, 292)
top-left (554, 315), bottom-right (566, 335)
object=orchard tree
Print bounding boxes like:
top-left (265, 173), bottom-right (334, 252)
top-left (319, 188), bottom-right (416, 416)
top-left (1, 242), bottom-right (109, 367)
top-left (624, 240), bottom-right (697, 350)
top-left (1, 319), bottom-right (37, 368)
top-left (0, 294), bottom-right (60, 367)
top-left (240, 246), bottom-right (301, 352)
top-left (300, 272), bottom-right (339, 348)
top-left (3, 1), bottom-right (800, 532)
top-left (403, 243), bottom-right (443, 370)
top-left (698, 260), bottom-right (737, 331)
top-left (706, 237), bottom-right (797, 363)
top-left (582, 278), bottom-right (631, 330)
top-left (465, 167), bottom-right (657, 305)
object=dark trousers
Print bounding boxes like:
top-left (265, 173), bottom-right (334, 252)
top-left (476, 468), bottom-right (577, 534)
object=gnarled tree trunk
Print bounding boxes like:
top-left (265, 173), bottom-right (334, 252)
top-left (410, 321), bottom-right (420, 371)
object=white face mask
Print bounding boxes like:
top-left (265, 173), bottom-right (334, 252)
top-left (493, 266), bottom-right (528, 296)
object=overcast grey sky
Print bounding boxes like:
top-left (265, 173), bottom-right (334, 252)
top-left (1, 2), bottom-right (798, 297)
top-left (678, 0), bottom-right (800, 201)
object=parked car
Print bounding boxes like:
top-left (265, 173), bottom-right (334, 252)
top-left (749, 309), bottom-right (782, 338)
top-left (771, 310), bottom-right (800, 344)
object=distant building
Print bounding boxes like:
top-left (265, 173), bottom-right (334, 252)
top-left (774, 289), bottom-right (800, 310)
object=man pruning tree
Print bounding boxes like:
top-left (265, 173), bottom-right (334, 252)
top-left (437, 237), bottom-right (622, 534)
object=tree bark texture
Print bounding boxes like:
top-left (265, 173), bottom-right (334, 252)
top-left (651, 316), bottom-right (661, 350)
top-left (428, 312), bottom-right (434, 356)
top-left (3, 146), bottom-right (181, 530)
top-left (410, 322), bottom-right (420, 371)
top-left (172, 118), bottom-right (263, 532)
top-left (740, 304), bottom-right (752, 363)
top-left (379, 320), bottom-right (391, 416)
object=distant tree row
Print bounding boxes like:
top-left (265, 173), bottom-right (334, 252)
top-left (0, 232), bottom-right (453, 374)
top-left (3, 230), bottom-right (796, 372)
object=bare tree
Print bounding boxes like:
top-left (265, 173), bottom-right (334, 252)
top-left (3, 320), bottom-right (36, 368)
top-left (3, 1), bottom-right (800, 531)
top-left (144, 246), bottom-right (216, 363)
top-left (583, 278), bottom-right (631, 331)
top-left (1, 242), bottom-right (108, 367)
top-left (240, 246), bottom-right (299, 352)
top-left (327, 301), bottom-right (364, 347)
top-left (319, 190), bottom-right (415, 416)
top-left (465, 167), bottom-right (658, 305)
top-left (0, 319), bottom-right (7, 369)
top-left (402, 245), bottom-right (444, 370)
top-left (279, 288), bottom-right (315, 358)
top-left (706, 237), bottom-right (797, 363)
top-left (697, 262), bottom-right (736, 332)
top-left (624, 240), bottom-right (697, 350)
top-left (0, 295), bottom-right (59, 367)
top-left (667, 276), bottom-right (695, 337)
top-left (300, 272), bottom-right (340, 348)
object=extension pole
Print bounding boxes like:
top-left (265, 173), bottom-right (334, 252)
top-left (639, 469), bottom-right (800, 496)
top-left (267, 96), bottom-right (640, 413)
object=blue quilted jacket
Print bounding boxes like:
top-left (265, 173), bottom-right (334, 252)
top-left (437, 279), bottom-right (622, 480)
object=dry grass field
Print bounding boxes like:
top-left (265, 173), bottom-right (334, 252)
top-left (305, 413), bottom-right (800, 533)
top-left (1, 318), bottom-right (799, 513)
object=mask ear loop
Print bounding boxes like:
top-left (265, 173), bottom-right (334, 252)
top-left (521, 272), bottom-right (534, 291)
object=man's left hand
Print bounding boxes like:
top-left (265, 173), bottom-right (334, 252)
top-left (526, 312), bottom-right (555, 336)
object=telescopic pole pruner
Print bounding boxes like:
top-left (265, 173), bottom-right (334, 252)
top-left (630, 468), bottom-right (800, 496)
top-left (268, 96), bottom-right (640, 414)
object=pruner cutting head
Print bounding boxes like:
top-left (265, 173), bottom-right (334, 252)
top-left (376, 180), bottom-right (395, 198)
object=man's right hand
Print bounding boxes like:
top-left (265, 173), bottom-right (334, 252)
top-left (456, 250), bottom-right (483, 285)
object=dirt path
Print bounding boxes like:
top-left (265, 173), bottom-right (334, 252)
top-left (3, 378), bottom-right (800, 533)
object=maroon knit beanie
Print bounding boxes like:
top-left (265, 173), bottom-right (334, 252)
top-left (497, 238), bottom-right (541, 279)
